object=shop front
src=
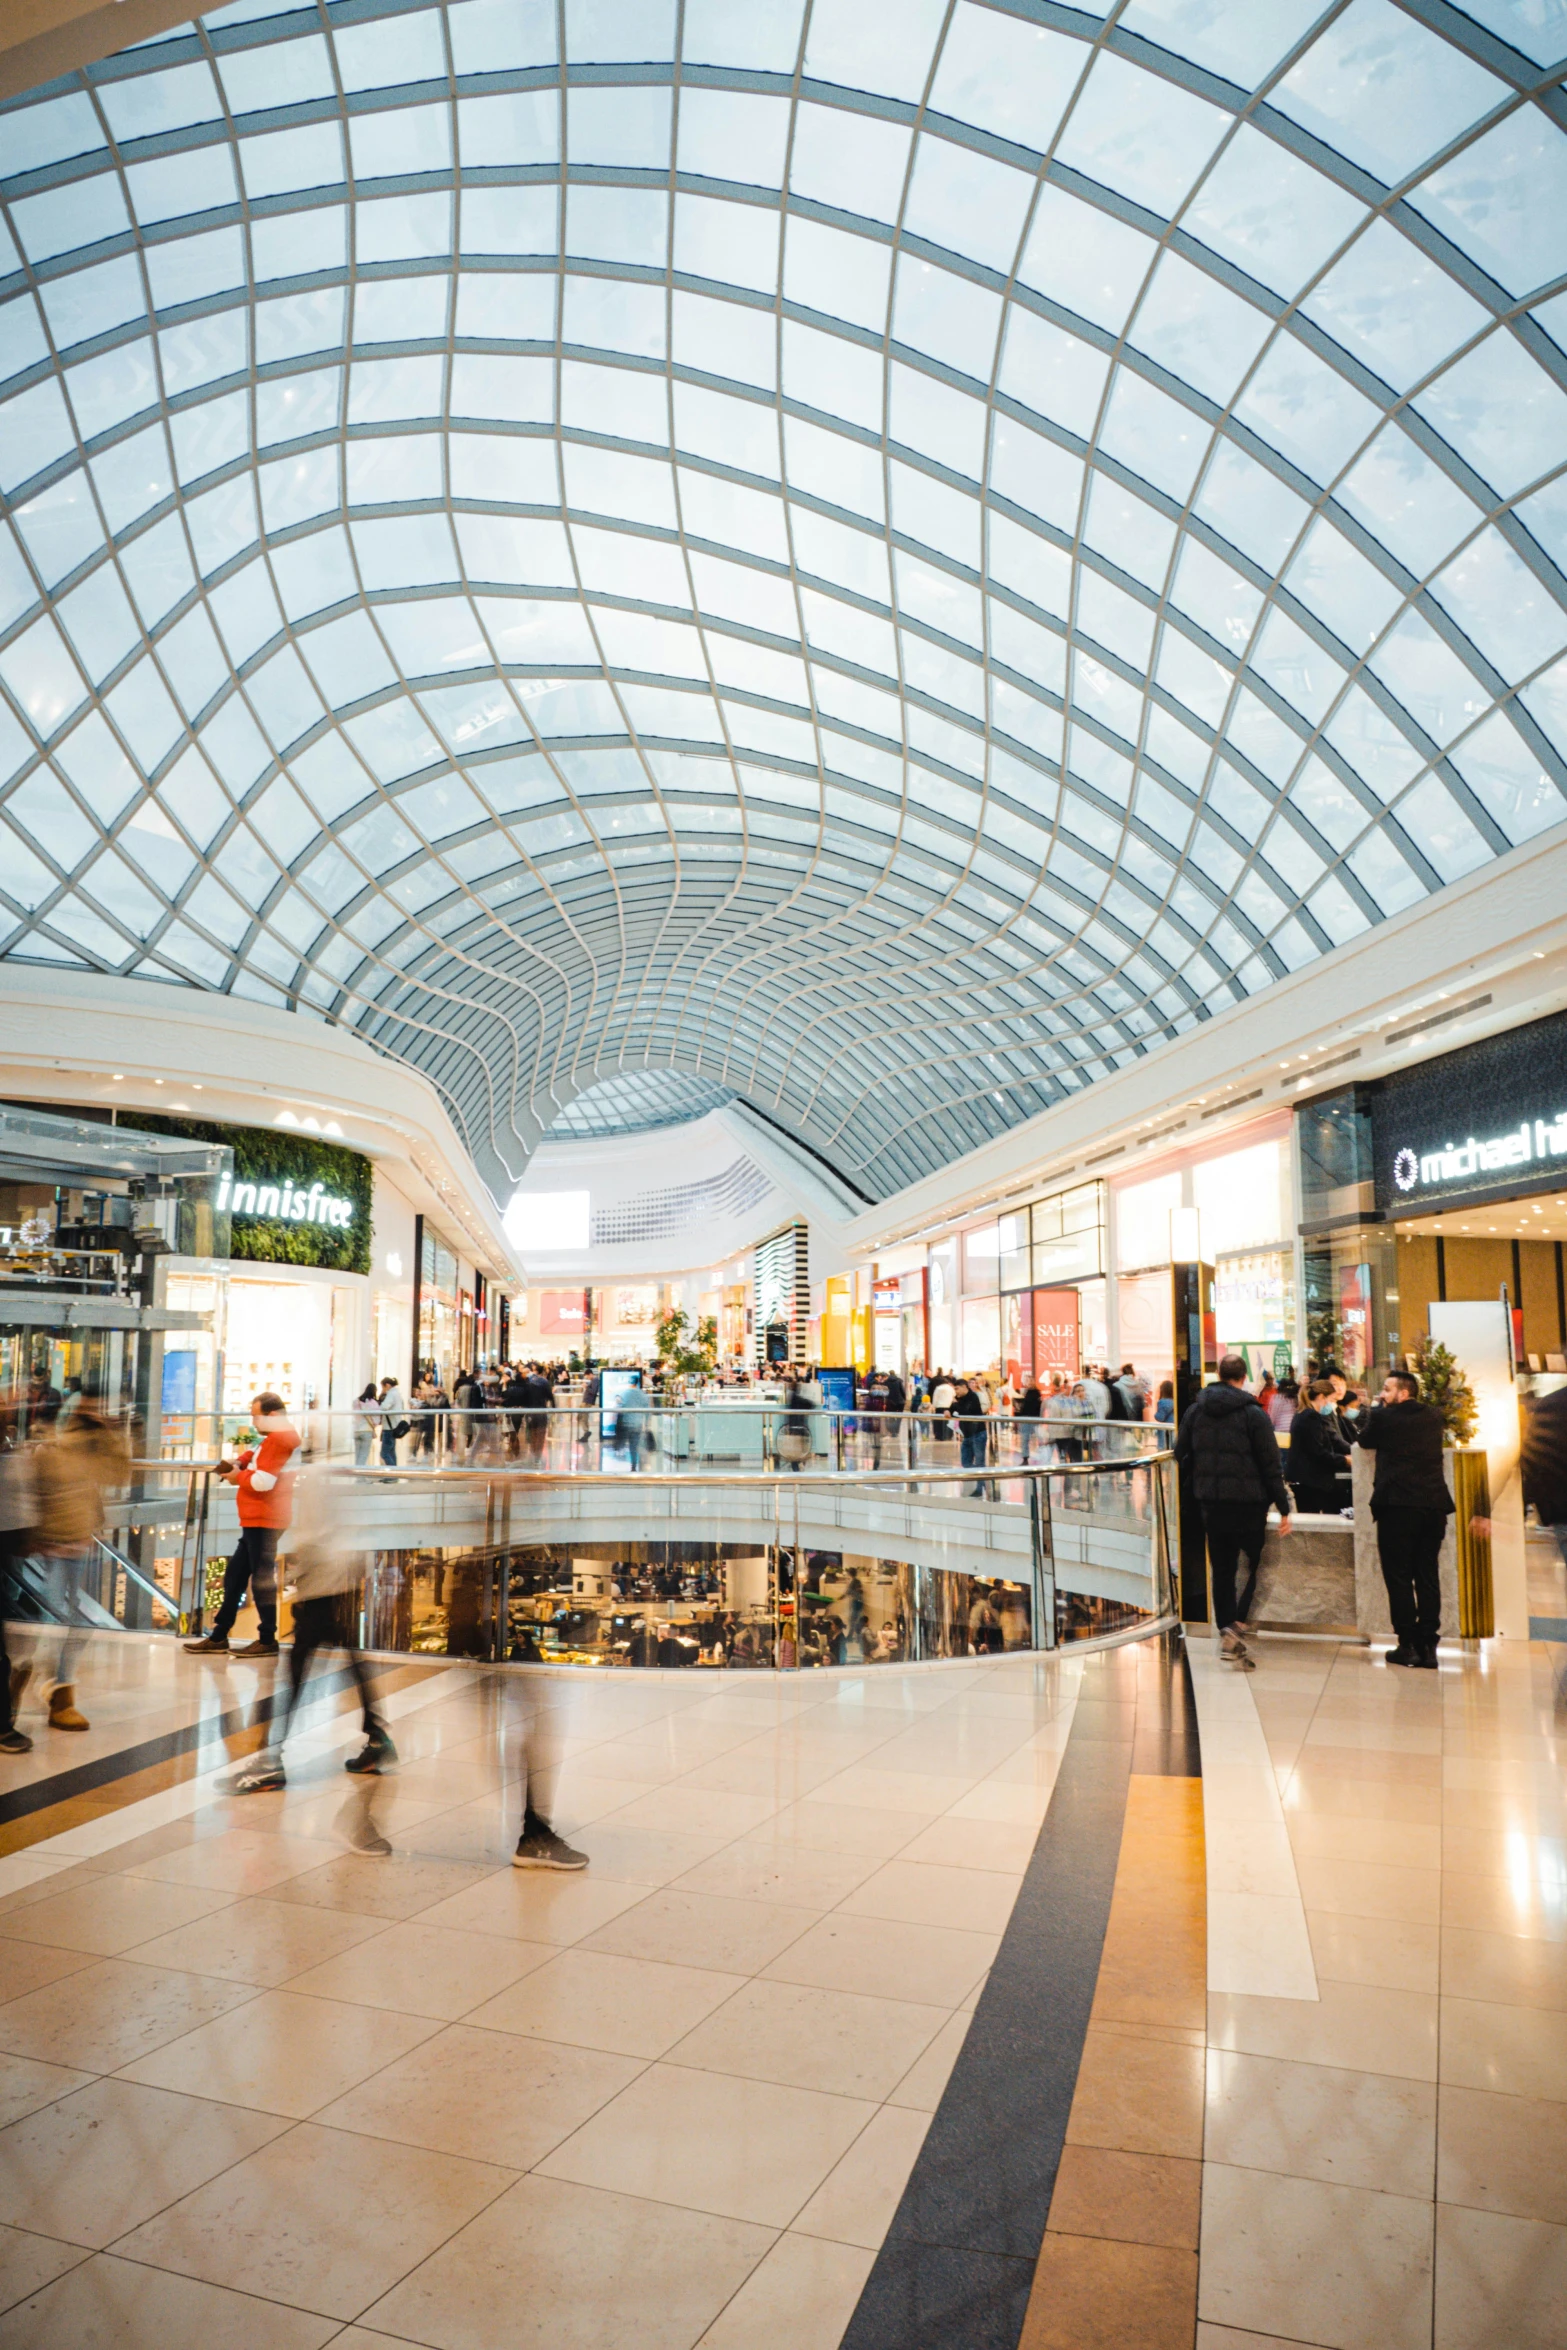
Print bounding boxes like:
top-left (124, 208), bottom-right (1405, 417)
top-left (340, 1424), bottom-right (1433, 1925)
top-left (1111, 1119), bottom-right (1297, 1395)
top-left (1299, 1009), bottom-right (1567, 1384)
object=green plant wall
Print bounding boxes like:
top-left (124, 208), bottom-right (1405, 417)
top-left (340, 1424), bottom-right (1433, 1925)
top-left (133, 1114), bottom-right (373, 1275)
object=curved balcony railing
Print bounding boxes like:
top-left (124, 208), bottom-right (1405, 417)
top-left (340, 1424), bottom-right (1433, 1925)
top-left (153, 1402), bottom-right (1168, 1473)
top-left (28, 1449), bottom-right (1178, 1672)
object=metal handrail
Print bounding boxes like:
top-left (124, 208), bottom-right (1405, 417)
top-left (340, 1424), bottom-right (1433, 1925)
top-left (129, 1453), bottom-right (1171, 1485)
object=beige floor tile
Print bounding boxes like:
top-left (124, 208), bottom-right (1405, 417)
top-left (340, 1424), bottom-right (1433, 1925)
top-left (1440, 1871), bottom-right (1567, 1942)
top-left (116, 2120), bottom-right (511, 2322)
top-left (1287, 1804), bottom-right (1437, 1861)
top-left (0, 2224), bottom-right (85, 2318)
top-left (568, 1824), bottom-right (734, 1886)
top-left (886, 2010), bottom-right (973, 2111)
top-left (1308, 1913), bottom-right (1440, 1994)
top-left (1438, 2083), bottom-right (1567, 2223)
top-left (1434, 2202), bottom-right (1567, 2350)
top-left (315, 2022), bottom-right (640, 2168)
top-left (118, 1987), bottom-right (438, 2118)
top-left (1199, 2161), bottom-right (1433, 2350)
top-left (1208, 1981), bottom-right (1439, 2082)
top-left (0, 1938), bottom-right (94, 2005)
top-left (0, 2254), bottom-right (338, 2348)
top-left (0, 2050), bottom-right (93, 2132)
top-left (1204, 2049), bottom-right (1435, 2196)
top-left (942, 1781), bottom-right (1057, 1826)
top-left (581, 1888), bottom-right (817, 1975)
top-left (1439, 1997), bottom-right (1567, 2101)
top-left (537, 2061), bottom-right (876, 2227)
top-left (1292, 1856), bottom-right (1441, 1927)
top-left (669, 1976), bottom-right (947, 2101)
top-left (414, 1867), bottom-right (645, 1946)
top-left (592, 1786), bottom-right (784, 1841)
top-left (466, 1945), bottom-right (744, 2060)
top-left (0, 2076), bottom-right (286, 2248)
top-left (1282, 1778), bottom-right (1442, 1827)
top-left (693, 2230), bottom-right (874, 2350)
top-left (363, 2171), bottom-right (772, 2350)
top-left (760, 1801), bottom-right (923, 1858)
top-left (121, 1831), bottom-right (334, 1897)
top-left (1441, 1828), bottom-right (1567, 1885)
top-left (791, 2103), bottom-right (931, 2248)
top-left (284, 1917), bottom-right (552, 2019)
top-left (1442, 1925), bottom-right (1567, 2011)
top-left (669, 1840), bottom-right (880, 1911)
top-left (0, 1874), bottom-right (232, 1958)
top-left (809, 1766), bottom-right (972, 1816)
top-left (128, 1895), bottom-right (387, 1988)
top-left (0, 1958), bottom-right (256, 2074)
top-left (894, 1813), bottom-right (1041, 1873)
top-left (763, 1910), bottom-right (997, 2007)
top-left (269, 1851), bottom-right (497, 1921)
top-left (1195, 2329), bottom-right (1333, 2350)
top-left (838, 1857), bottom-right (1022, 1935)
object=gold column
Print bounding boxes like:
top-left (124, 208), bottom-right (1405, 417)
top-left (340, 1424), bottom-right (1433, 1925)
top-left (1453, 1447), bottom-right (1493, 1639)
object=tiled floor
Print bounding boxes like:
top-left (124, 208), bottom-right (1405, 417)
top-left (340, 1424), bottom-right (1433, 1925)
top-left (1194, 1533), bottom-right (1567, 2350)
top-left (0, 1633), bottom-right (1082, 2347)
top-left (6, 1577), bottom-right (1567, 2350)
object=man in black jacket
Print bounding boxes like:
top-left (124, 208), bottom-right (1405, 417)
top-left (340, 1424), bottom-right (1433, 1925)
top-left (1354, 1369), bottom-right (1453, 1668)
top-left (1175, 1354), bottom-right (1292, 1666)
top-left (1522, 1384), bottom-right (1567, 1571)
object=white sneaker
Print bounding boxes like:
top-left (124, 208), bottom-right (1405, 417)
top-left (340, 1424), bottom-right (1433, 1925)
top-left (1220, 1629), bottom-right (1255, 1670)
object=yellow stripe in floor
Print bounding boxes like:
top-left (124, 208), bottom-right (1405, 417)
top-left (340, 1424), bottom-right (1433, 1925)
top-left (1020, 1773), bottom-right (1207, 2350)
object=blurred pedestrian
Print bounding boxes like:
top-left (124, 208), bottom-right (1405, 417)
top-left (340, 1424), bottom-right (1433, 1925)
top-left (185, 1391), bottom-right (298, 1659)
top-left (14, 1396), bottom-right (129, 1730)
top-left (229, 1464), bottom-right (395, 1806)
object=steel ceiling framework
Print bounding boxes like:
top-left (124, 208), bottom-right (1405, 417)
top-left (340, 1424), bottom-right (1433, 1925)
top-left (0, 0), bottom-right (1564, 1202)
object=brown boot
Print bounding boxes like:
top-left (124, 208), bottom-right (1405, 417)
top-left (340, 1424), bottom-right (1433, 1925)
top-left (47, 1684), bottom-right (89, 1731)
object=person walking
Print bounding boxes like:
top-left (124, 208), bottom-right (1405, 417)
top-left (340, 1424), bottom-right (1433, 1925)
top-left (184, 1392), bottom-right (299, 1658)
top-left (377, 1375), bottom-right (407, 1468)
top-left (517, 1362), bottom-right (555, 1467)
top-left (10, 1399), bottom-right (128, 1731)
top-left (228, 1464), bottom-right (395, 1805)
top-left (1354, 1368), bottom-right (1453, 1668)
top-left (1287, 1380), bottom-right (1353, 1513)
top-left (352, 1383), bottom-right (379, 1467)
top-left (1174, 1354), bottom-right (1292, 1667)
top-left (1015, 1380), bottom-right (1043, 1464)
top-left (952, 1377), bottom-right (988, 1493)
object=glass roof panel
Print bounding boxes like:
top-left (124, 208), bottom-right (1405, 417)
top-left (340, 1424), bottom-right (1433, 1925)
top-left (0, 1), bottom-right (1560, 1203)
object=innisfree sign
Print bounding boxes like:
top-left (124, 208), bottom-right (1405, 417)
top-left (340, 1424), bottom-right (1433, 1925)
top-left (215, 1170), bottom-right (355, 1229)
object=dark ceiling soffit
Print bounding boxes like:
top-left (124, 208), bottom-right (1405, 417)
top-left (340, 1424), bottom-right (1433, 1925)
top-left (0, 0), bottom-right (202, 106)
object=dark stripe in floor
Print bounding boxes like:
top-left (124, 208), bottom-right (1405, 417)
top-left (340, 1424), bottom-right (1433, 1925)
top-left (0, 1656), bottom-right (432, 1847)
top-left (840, 1631), bottom-right (1196, 2350)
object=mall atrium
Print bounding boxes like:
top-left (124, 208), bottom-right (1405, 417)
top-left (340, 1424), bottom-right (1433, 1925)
top-left (0, 1), bottom-right (1565, 2346)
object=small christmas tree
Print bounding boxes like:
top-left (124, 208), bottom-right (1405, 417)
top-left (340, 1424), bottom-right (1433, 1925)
top-left (1412, 1335), bottom-right (1477, 1445)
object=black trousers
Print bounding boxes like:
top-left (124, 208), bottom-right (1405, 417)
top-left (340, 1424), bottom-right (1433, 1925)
top-left (277, 1593), bottom-right (384, 1747)
top-left (212, 1527), bottom-right (279, 1643)
top-left (1375, 1506), bottom-right (1446, 1648)
top-left (1203, 1505), bottom-right (1269, 1631)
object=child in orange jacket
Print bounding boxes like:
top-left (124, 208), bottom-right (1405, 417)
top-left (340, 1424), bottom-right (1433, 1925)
top-left (184, 1392), bottom-right (299, 1658)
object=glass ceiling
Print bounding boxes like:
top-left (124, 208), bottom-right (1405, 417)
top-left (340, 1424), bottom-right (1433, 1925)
top-left (547, 1065), bottom-right (733, 1137)
top-left (1, 0), bottom-right (1565, 1200)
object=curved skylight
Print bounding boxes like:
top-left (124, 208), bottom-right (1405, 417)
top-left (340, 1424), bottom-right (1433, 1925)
top-left (1, 0), bottom-right (1565, 1200)
top-left (547, 1065), bottom-right (733, 1137)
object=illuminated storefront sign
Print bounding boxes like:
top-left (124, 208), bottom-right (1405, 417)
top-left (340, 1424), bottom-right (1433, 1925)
top-left (1369, 1009), bottom-right (1567, 1216)
top-left (1392, 1113), bottom-right (1567, 1195)
top-left (215, 1171), bottom-right (355, 1229)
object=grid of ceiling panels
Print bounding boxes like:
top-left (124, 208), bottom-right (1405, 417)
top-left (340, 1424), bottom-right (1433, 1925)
top-left (549, 1064), bottom-right (733, 1136)
top-left (1, 0), bottom-right (1565, 1202)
